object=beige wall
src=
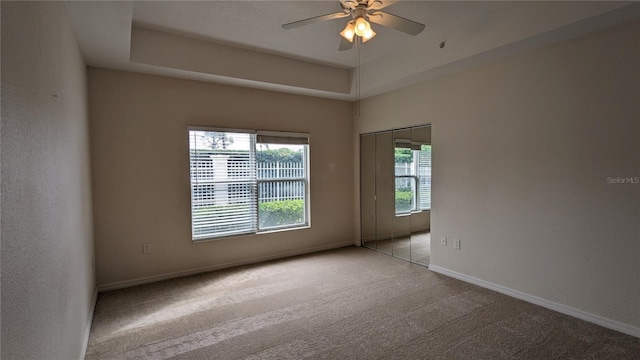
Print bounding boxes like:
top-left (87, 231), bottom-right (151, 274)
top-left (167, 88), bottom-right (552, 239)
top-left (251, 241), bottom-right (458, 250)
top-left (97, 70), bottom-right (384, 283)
top-left (355, 19), bottom-right (640, 331)
top-left (1, 2), bottom-right (95, 358)
top-left (89, 69), bottom-right (354, 288)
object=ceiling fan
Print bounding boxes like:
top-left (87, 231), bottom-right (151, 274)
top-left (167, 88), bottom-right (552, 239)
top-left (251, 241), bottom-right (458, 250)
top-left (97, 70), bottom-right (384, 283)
top-left (282, 0), bottom-right (426, 51)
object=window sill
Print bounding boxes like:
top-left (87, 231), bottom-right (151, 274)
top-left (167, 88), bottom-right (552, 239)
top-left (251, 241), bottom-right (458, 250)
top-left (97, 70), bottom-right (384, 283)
top-left (258, 224), bottom-right (310, 235)
top-left (192, 224), bottom-right (310, 243)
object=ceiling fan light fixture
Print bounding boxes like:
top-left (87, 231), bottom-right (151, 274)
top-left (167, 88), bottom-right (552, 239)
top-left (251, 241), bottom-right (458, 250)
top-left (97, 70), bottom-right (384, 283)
top-left (362, 27), bottom-right (376, 42)
top-left (354, 16), bottom-right (369, 37)
top-left (340, 21), bottom-right (356, 42)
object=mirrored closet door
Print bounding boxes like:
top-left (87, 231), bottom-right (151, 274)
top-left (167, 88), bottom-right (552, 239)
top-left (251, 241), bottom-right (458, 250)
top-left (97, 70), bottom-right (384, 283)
top-left (360, 125), bottom-right (431, 266)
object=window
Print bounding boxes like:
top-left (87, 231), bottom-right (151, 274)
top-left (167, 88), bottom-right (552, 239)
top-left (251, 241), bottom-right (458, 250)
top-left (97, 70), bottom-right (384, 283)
top-left (189, 128), bottom-right (309, 241)
top-left (394, 141), bottom-right (431, 214)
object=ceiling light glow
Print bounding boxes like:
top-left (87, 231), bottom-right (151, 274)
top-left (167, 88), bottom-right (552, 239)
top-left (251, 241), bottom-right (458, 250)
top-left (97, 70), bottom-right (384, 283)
top-left (362, 28), bottom-right (376, 42)
top-left (354, 17), bottom-right (368, 36)
top-left (340, 21), bottom-right (356, 42)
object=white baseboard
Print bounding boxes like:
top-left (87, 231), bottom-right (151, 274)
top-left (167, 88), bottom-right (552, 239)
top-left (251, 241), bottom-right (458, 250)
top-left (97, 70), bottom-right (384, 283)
top-left (98, 241), bottom-right (354, 292)
top-left (80, 288), bottom-right (98, 360)
top-left (429, 265), bottom-right (640, 338)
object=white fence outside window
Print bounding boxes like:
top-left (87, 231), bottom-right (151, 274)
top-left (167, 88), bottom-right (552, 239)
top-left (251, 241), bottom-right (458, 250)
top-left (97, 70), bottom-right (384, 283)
top-left (257, 162), bottom-right (305, 179)
top-left (190, 155), bottom-right (305, 206)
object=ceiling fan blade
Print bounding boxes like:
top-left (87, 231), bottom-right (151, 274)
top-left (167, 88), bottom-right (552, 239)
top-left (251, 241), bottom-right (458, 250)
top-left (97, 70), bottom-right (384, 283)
top-left (338, 37), bottom-right (354, 51)
top-left (365, 0), bottom-right (383, 11)
top-left (368, 11), bottom-right (425, 35)
top-left (282, 12), bottom-right (350, 30)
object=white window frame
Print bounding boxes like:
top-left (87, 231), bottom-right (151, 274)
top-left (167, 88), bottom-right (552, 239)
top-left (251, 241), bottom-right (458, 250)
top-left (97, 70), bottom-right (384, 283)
top-left (188, 127), bottom-right (310, 241)
top-left (256, 131), bottom-right (310, 232)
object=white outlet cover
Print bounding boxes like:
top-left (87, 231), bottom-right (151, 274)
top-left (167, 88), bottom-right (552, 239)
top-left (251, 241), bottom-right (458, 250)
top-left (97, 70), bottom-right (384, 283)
top-left (441, 236), bottom-right (447, 246)
top-left (454, 238), bottom-right (461, 249)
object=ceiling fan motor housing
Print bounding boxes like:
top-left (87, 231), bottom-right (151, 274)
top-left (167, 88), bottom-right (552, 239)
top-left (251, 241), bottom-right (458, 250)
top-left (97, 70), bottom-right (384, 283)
top-left (353, 7), bottom-right (367, 20)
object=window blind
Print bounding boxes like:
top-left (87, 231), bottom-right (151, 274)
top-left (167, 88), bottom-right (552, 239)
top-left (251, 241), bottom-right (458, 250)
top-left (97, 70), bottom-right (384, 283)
top-left (418, 145), bottom-right (432, 210)
top-left (189, 130), bottom-right (256, 239)
top-left (257, 132), bottom-right (309, 145)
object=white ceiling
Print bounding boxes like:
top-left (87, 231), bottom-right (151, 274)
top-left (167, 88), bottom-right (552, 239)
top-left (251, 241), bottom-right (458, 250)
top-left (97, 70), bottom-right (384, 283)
top-left (65, 1), bottom-right (640, 100)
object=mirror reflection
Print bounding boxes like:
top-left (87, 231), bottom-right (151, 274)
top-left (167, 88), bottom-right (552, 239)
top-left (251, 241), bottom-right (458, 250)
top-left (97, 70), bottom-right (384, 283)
top-left (360, 133), bottom-right (376, 250)
top-left (375, 131), bottom-right (394, 255)
top-left (361, 125), bottom-right (431, 266)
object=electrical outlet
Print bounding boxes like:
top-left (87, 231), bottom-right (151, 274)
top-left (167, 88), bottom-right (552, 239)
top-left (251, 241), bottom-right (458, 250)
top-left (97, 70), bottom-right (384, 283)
top-left (143, 244), bottom-right (151, 254)
top-left (453, 238), bottom-right (461, 250)
top-left (440, 236), bottom-right (447, 246)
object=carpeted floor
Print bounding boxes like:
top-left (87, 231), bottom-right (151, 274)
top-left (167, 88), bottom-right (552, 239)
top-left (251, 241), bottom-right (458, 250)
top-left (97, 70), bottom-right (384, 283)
top-left (85, 246), bottom-right (639, 359)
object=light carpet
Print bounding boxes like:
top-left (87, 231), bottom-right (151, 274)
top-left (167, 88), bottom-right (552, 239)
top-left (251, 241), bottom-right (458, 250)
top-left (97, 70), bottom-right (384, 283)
top-left (86, 246), bottom-right (639, 359)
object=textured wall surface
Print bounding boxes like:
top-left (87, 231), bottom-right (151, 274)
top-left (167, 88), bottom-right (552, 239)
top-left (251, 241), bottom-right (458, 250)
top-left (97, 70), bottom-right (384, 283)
top-left (355, 19), bottom-right (640, 330)
top-left (89, 69), bottom-right (354, 288)
top-left (1, 2), bottom-right (95, 359)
